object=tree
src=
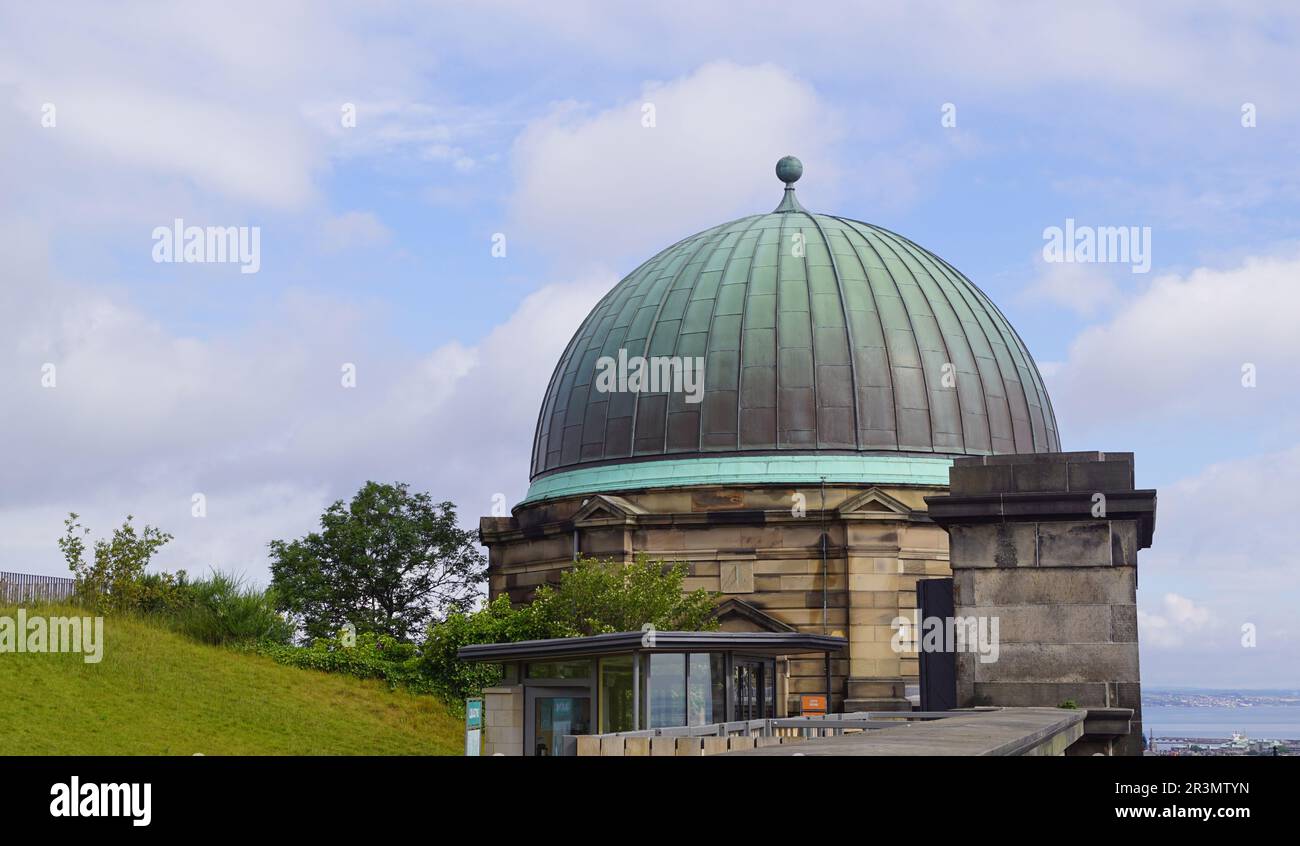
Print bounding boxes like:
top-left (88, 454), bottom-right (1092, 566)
top-left (419, 555), bottom-right (718, 704)
top-left (269, 482), bottom-right (486, 642)
top-left (59, 513), bottom-right (176, 612)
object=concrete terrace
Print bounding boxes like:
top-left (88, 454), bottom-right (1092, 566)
top-left (723, 708), bottom-right (1087, 756)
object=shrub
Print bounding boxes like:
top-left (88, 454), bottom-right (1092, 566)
top-left (418, 595), bottom-right (550, 706)
top-left (254, 630), bottom-right (433, 694)
top-left (135, 571), bottom-right (193, 616)
top-left (168, 572), bottom-right (294, 646)
top-left (59, 513), bottom-right (173, 613)
top-left (55, 514), bottom-right (295, 650)
top-left (527, 554), bottom-right (719, 636)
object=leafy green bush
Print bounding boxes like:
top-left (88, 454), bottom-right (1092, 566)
top-left (418, 555), bottom-right (719, 707)
top-left (527, 554), bottom-right (719, 637)
top-left (134, 571), bottom-right (194, 616)
top-left (168, 572), bottom-right (294, 646)
top-left (57, 513), bottom-right (291, 646)
top-left (59, 513), bottom-right (174, 613)
top-left (419, 594), bottom-right (550, 706)
top-left (254, 630), bottom-right (433, 694)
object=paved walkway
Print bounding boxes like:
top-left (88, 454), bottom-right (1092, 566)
top-left (724, 708), bottom-right (1086, 756)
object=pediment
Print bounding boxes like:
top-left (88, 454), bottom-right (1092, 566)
top-left (711, 598), bottom-right (796, 633)
top-left (571, 494), bottom-right (646, 525)
top-left (837, 487), bottom-right (913, 518)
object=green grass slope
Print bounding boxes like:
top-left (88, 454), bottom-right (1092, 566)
top-left (0, 606), bottom-right (463, 755)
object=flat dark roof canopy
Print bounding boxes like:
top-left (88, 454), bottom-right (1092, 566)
top-left (457, 631), bottom-right (846, 663)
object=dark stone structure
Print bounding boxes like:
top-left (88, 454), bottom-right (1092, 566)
top-left (925, 451), bottom-right (1156, 755)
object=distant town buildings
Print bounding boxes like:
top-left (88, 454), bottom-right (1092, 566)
top-left (1148, 733), bottom-right (1296, 756)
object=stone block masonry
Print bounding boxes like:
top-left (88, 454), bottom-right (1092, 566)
top-left (925, 451), bottom-right (1156, 756)
top-left (481, 686), bottom-right (524, 757)
top-left (480, 483), bottom-right (953, 715)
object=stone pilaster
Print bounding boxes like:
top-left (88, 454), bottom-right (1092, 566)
top-left (481, 685), bottom-right (524, 756)
top-left (925, 451), bottom-right (1156, 756)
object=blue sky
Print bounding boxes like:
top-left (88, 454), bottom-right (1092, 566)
top-left (2, 1), bottom-right (1298, 687)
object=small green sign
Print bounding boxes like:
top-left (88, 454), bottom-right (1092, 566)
top-left (466, 698), bottom-right (483, 729)
top-left (465, 698), bottom-right (484, 756)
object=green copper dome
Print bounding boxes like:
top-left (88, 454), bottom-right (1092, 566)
top-left (529, 159), bottom-right (1059, 490)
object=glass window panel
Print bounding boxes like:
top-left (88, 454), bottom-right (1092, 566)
top-left (599, 656), bottom-right (634, 733)
top-left (687, 653), bottom-right (726, 726)
top-left (764, 659), bottom-right (776, 719)
top-left (526, 659), bottom-right (592, 680)
top-left (712, 654), bottom-right (727, 722)
top-left (648, 653), bottom-right (687, 729)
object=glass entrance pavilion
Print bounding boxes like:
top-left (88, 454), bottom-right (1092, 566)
top-left (458, 631), bottom-right (846, 756)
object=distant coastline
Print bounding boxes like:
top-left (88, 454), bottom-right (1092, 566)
top-left (1144, 689), bottom-right (1300, 741)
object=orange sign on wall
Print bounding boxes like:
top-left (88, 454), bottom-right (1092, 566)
top-left (800, 695), bottom-right (827, 715)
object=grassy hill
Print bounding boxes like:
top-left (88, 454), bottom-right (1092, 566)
top-left (0, 605), bottom-right (463, 755)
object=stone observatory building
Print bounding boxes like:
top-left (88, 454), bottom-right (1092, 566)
top-left (481, 157), bottom-right (1149, 735)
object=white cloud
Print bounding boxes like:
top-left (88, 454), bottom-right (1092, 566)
top-left (1039, 251), bottom-right (1300, 685)
top-left (508, 62), bottom-right (843, 263)
top-left (1022, 256), bottom-right (1122, 317)
top-left (1139, 593), bottom-right (1213, 649)
top-left (30, 85), bottom-right (319, 209)
top-left (0, 215), bottom-right (611, 586)
top-left (1145, 446), bottom-right (1300, 596)
top-left (303, 97), bottom-right (496, 172)
top-left (1044, 253), bottom-right (1300, 431)
top-left (0, 2), bottom-right (439, 211)
top-left (321, 211), bottom-right (392, 251)
top-left (429, 1), bottom-right (1300, 118)
top-left (1134, 446), bottom-right (1300, 685)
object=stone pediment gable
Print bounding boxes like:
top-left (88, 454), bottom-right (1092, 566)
top-left (571, 494), bottom-right (647, 526)
top-left (836, 487), bottom-right (915, 519)
top-left (711, 597), bottom-right (796, 633)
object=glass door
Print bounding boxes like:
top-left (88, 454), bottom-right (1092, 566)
top-left (733, 659), bottom-right (762, 721)
top-left (732, 657), bottom-right (776, 721)
top-left (527, 688), bottom-right (592, 757)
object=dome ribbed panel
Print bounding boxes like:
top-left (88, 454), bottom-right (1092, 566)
top-left (531, 213), bottom-right (1060, 480)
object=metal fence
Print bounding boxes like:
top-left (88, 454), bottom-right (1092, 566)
top-left (0, 571), bottom-right (78, 604)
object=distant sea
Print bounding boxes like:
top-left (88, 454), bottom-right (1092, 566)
top-left (1144, 705), bottom-right (1300, 740)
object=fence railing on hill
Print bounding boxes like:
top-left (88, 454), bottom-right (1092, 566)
top-left (0, 571), bottom-right (78, 603)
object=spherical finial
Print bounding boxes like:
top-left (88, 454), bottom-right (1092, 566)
top-left (775, 155), bottom-right (803, 185)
